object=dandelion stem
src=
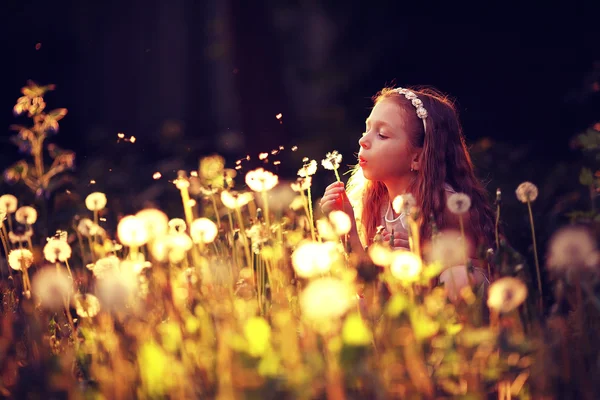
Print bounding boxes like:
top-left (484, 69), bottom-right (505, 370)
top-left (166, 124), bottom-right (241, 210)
top-left (307, 187), bottom-right (316, 241)
top-left (210, 194), bottom-right (221, 228)
top-left (299, 190), bottom-right (315, 241)
top-left (261, 190), bottom-right (271, 236)
top-left (495, 203), bottom-right (500, 250)
top-left (333, 168), bottom-right (341, 183)
top-left (234, 207), bottom-right (253, 272)
top-left (526, 200), bottom-right (543, 305)
top-left (0, 224), bottom-right (11, 278)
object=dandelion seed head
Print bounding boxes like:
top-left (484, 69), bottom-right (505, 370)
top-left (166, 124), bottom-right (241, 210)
top-left (321, 150), bottom-right (342, 171)
top-left (136, 209), bottom-right (169, 240)
top-left (190, 218), bottom-right (218, 244)
top-left (15, 206), bottom-right (37, 225)
top-left (153, 172), bottom-right (162, 180)
top-left (32, 266), bottom-right (73, 310)
top-left (245, 168), bottom-right (279, 192)
top-left (8, 249), bottom-right (34, 270)
top-left (446, 192), bottom-right (471, 215)
top-left (0, 194), bottom-right (18, 213)
top-left (85, 192), bottom-right (107, 211)
top-left (43, 238), bottom-right (72, 263)
top-left (390, 251), bottom-right (422, 283)
top-left (73, 294), bottom-right (101, 318)
top-left (516, 182), bottom-right (538, 203)
top-left (300, 277), bottom-right (356, 326)
top-left (547, 226), bottom-right (597, 271)
top-left (487, 277), bottom-right (528, 313)
top-left (117, 215), bottom-right (149, 247)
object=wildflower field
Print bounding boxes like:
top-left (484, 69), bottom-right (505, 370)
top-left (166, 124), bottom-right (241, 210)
top-left (1, 82), bottom-right (599, 399)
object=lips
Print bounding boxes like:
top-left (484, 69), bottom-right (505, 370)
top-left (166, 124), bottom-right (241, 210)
top-left (358, 156), bottom-right (367, 167)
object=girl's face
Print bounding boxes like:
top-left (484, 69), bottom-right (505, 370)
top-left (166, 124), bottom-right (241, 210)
top-left (358, 98), bottom-right (418, 183)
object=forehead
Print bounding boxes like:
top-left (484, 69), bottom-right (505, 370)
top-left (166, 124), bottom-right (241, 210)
top-left (366, 98), bottom-right (407, 130)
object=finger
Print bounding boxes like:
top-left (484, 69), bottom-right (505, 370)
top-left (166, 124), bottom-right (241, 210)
top-left (325, 181), bottom-right (345, 191)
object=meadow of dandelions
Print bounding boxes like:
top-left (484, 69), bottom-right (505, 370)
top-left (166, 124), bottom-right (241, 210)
top-left (1, 82), bottom-right (599, 399)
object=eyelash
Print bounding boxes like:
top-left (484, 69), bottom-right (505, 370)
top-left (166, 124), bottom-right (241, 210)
top-left (363, 129), bottom-right (387, 139)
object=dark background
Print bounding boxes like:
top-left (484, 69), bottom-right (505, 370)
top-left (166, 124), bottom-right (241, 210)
top-left (1, 0), bottom-right (599, 261)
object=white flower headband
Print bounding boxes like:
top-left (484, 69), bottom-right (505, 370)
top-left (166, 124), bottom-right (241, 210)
top-left (395, 88), bottom-right (428, 132)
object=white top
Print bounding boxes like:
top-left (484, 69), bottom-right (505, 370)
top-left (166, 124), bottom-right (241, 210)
top-left (381, 183), bottom-right (456, 236)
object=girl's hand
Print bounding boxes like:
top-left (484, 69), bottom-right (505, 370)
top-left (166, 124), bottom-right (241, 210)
top-left (381, 229), bottom-right (410, 250)
top-left (320, 181), bottom-right (354, 217)
top-left (439, 265), bottom-right (487, 303)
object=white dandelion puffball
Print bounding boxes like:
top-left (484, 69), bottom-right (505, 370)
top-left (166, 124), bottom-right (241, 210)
top-left (329, 210), bottom-right (352, 236)
top-left (390, 251), bottom-right (423, 283)
top-left (77, 218), bottom-right (94, 237)
top-left (136, 208), bottom-right (169, 239)
top-left (547, 226), bottom-right (597, 270)
top-left (8, 249), bottom-right (34, 270)
top-left (297, 160), bottom-right (317, 178)
top-left (168, 218), bottom-right (187, 234)
top-left (515, 182), bottom-right (538, 203)
top-left (15, 206), bottom-right (38, 225)
top-left (190, 218), bottom-right (218, 244)
top-left (32, 266), bottom-right (74, 310)
top-left (117, 215), bottom-right (149, 247)
top-left (446, 193), bottom-right (471, 215)
top-left (392, 193), bottom-right (416, 215)
top-left (0, 194), bottom-right (18, 213)
top-left (291, 177), bottom-right (312, 192)
top-left (91, 255), bottom-right (121, 279)
top-left (85, 192), bottom-right (107, 211)
top-left (487, 277), bottom-right (528, 313)
top-left (300, 277), bottom-right (356, 322)
top-left (427, 229), bottom-right (472, 268)
top-left (73, 293), bottom-right (101, 318)
top-left (220, 190), bottom-right (254, 209)
top-left (245, 168), bottom-right (279, 192)
top-left (43, 239), bottom-right (72, 263)
top-left (95, 267), bottom-right (139, 311)
top-left (321, 150), bottom-right (342, 170)
top-left (292, 241), bottom-right (337, 278)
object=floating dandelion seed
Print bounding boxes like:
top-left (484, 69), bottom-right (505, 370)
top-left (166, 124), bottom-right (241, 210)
top-left (276, 113), bottom-right (282, 120)
top-left (35, 42), bottom-right (42, 50)
top-left (487, 277), bottom-right (528, 313)
top-left (129, 136), bottom-right (136, 143)
top-left (8, 249), bottom-right (33, 270)
top-left (85, 192), bottom-right (107, 211)
top-left (259, 152), bottom-right (269, 160)
top-left (0, 194), bottom-right (18, 213)
top-left (117, 133), bottom-right (125, 139)
top-left (153, 172), bottom-right (162, 180)
top-left (447, 193), bottom-right (471, 215)
top-left (291, 145), bottom-right (298, 151)
top-left (15, 206), bottom-right (37, 225)
top-left (190, 171), bottom-right (198, 177)
top-left (273, 160), bottom-right (281, 165)
top-left (279, 145), bottom-right (284, 150)
top-left (271, 149), bottom-right (278, 155)
top-left (90, 180), bottom-right (96, 185)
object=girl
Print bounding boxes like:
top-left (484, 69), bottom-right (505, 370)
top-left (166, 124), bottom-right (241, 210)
top-left (320, 86), bottom-right (496, 297)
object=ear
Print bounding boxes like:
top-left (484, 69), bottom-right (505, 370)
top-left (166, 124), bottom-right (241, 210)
top-left (410, 148), bottom-right (422, 171)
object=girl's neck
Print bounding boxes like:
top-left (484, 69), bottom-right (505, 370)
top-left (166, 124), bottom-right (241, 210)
top-left (383, 176), bottom-right (413, 205)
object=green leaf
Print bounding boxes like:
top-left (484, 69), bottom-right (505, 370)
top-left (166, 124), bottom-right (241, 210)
top-left (580, 167), bottom-right (594, 186)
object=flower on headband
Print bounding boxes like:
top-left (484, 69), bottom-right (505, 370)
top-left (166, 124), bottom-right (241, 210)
top-left (411, 98), bottom-right (423, 107)
top-left (416, 107), bottom-right (428, 119)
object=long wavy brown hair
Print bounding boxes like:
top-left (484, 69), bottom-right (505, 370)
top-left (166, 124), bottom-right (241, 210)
top-left (346, 86), bottom-right (496, 253)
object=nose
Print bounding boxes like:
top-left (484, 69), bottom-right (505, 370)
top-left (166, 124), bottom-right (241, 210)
top-left (358, 133), bottom-right (369, 149)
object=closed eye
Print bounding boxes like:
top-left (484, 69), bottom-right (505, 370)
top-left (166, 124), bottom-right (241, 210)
top-left (377, 132), bottom-right (388, 139)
